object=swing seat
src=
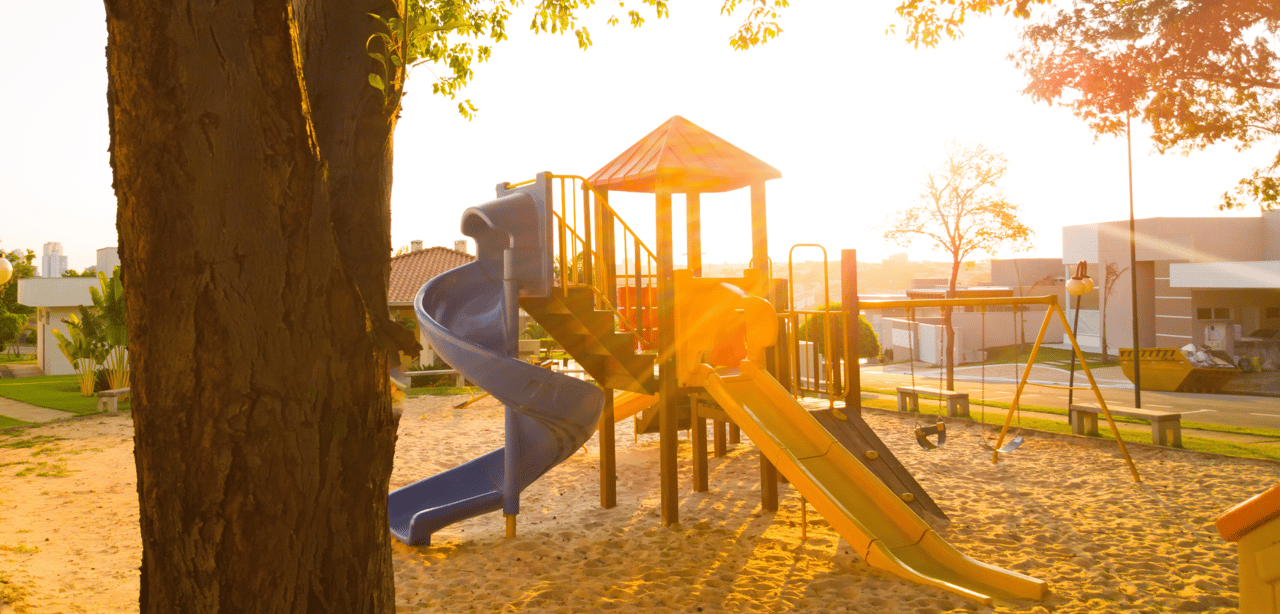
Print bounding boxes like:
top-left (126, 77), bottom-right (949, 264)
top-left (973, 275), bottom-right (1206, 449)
top-left (980, 435), bottom-right (1024, 454)
top-left (915, 421), bottom-right (946, 450)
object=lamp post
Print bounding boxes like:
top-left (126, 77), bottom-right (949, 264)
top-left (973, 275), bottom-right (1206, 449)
top-left (0, 258), bottom-right (12, 285)
top-left (1066, 260), bottom-right (1094, 407)
top-left (1127, 112), bottom-right (1142, 408)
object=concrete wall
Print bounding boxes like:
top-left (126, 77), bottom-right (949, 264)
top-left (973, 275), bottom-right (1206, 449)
top-left (35, 306), bottom-right (79, 376)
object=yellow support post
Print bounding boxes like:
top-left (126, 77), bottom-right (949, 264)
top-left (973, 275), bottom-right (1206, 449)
top-left (992, 307), bottom-right (1054, 463)
top-left (1051, 303), bottom-right (1142, 483)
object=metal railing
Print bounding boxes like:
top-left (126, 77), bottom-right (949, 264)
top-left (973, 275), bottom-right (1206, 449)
top-left (539, 174), bottom-right (659, 351)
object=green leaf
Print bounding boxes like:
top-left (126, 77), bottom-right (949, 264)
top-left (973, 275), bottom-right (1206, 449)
top-left (368, 73), bottom-right (386, 91)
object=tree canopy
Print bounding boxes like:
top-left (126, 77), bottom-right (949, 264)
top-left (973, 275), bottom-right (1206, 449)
top-left (885, 141), bottom-right (1033, 281)
top-left (895, 0), bottom-right (1280, 210)
top-left (373, 0), bottom-right (790, 118)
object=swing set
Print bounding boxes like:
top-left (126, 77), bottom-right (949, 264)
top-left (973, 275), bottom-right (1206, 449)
top-left (860, 294), bottom-right (1142, 483)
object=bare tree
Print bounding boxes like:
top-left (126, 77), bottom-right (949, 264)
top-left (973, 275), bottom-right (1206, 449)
top-left (886, 141), bottom-right (1034, 390)
top-left (1100, 261), bottom-right (1129, 361)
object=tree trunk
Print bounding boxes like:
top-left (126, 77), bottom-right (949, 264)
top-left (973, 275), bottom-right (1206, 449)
top-left (107, 0), bottom-right (408, 610)
top-left (1100, 293), bottom-right (1109, 361)
top-left (945, 261), bottom-right (958, 391)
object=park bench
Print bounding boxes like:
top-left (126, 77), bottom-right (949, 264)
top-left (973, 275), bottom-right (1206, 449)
top-left (896, 386), bottom-right (970, 418)
top-left (1068, 403), bottom-right (1182, 447)
top-left (97, 387), bottom-right (130, 413)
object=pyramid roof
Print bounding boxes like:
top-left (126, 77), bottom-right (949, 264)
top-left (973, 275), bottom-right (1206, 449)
top-left (587, 116), bottom-right (781, 194)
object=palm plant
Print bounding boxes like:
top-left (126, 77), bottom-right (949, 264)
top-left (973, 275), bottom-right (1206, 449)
top-left (51, 309), bottom-right (106, 396)
top-left (91, 268), bottom-right (129, 389)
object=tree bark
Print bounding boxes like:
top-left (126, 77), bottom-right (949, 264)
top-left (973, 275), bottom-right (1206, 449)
top-left (107, 0), bottom-right (408, 610)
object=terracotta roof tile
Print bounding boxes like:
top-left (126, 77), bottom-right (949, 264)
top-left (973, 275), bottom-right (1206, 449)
top-left (388, 246), bottom-right (475, 305)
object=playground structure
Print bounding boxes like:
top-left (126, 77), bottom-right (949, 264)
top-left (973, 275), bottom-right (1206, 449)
top-left (1218, 483), bottom-right (1280, 614)
top-left (391, 116), bottom-right (1148, 604)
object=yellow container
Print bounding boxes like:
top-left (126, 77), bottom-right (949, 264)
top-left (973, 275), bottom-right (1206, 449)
top-left (1118, 348), bottom-right (1239, 393)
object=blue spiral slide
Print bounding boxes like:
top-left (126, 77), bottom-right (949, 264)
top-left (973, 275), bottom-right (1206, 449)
top-left (389, 175), bottom-right (604, 546)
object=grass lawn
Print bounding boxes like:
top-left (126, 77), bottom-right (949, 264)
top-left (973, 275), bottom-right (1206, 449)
top-left (0, 375), bottom-right (128, 416)
top-left (859, 393), bottom-right (1280, 463)
top-left (976, 345), bottom-right (1116, 370)
top-left (407, 386), bottom-right (483, 398)
top-left (0, 416), bottom-right (30, 428)
top-left (0, 352), bottom-right (36, 365)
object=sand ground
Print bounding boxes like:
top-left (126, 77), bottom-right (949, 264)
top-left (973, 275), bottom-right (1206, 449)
top-left (1, 393), bottom-right (1276, 613)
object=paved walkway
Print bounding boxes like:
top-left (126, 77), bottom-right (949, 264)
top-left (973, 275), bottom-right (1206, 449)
top-left (0, 396), bottom-right (74, 424)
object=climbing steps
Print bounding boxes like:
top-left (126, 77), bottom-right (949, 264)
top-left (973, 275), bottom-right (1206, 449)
top-left (521, 285), bottom-right (657, 395)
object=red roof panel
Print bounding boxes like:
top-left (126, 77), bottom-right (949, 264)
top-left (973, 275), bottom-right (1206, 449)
top-left (587, 116), bottom-right (781, 194)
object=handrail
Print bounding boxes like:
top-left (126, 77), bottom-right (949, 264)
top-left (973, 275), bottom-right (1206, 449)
top-left (787, 244), bottom-right (841, 407)
top-left (513, 173), bottom-right (659, 353)
top-left (546, 174), bottom-right (659, 265)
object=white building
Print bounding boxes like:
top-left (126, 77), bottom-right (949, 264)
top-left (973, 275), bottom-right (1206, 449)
top-left (41, 242), bottom-right (68, 278)
top-left (1062, 209), bottom-right (1280, 357)
top-left (17, 247), bottom-right (120, 375)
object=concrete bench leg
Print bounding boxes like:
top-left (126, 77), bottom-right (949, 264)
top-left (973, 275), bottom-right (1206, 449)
top-left (1071, 410), bottom-right (1099, 437)
top-left (1153, 420), bottom-right (1182, 447)
top-left (97, 396), bottom-right (118, 414)
top-left (948, 396), bottom-right (969, 418)
top-left (897, 391), bottom-right (918, 412)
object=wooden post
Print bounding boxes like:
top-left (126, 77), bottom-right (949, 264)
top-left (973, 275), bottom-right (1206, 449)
top-left (656, 192), bottom-right (679, 526)
top-left (596, 189), bottom-right (617, 509)
top-left (691, 397), bottom-right (708, 492)
top-left (686, 193), bottom-right (702, 277)
top-left (598, 392), bottom-right (616, 509)
top-left (841, 249), bottom-right (861, 416)
top-left (760, 451), bottom-right (778, 512)
top-left (749, 181), bottom-right (777, 512)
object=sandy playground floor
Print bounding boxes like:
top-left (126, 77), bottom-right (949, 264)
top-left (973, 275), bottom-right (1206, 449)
top-left (1, 393), bottom-right (1277, 613)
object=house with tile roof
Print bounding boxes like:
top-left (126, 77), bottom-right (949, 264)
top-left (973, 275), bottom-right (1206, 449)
top-left (390, 241), bottom-right (474, 365)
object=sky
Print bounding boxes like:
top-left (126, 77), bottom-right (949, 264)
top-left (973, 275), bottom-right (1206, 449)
top-left (2, 1), bottom-right (1276, 274)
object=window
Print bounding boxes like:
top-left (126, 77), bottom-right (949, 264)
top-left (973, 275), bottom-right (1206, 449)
top-left (1197, 307), bottom-right (1231, 320)
top-left (1267, 307), bottom-right (1280, 319)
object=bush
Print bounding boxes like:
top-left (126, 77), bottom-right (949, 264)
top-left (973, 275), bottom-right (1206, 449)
top-left (796, 303), bottom-right (881, 360)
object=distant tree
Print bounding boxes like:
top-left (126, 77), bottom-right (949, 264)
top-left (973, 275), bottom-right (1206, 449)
top-left (0, 311), bottom-right (24, 355)
top-left (1100, 261), bottom-right (1129, 361)
top-left (0, 245), bottom-right (37, 317)
top-left (885, 141), bottom-right (1033, 389)
top-left (0, 245), bottom-right (36, 355)
top-left (61, 269), bottom-right (97, 278)
top-left (893, 0), bottom-right (1280, 211)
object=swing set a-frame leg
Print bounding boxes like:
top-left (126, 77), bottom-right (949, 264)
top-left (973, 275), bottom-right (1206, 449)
top-left (990, 301), bottom-right (1142, 483)
top-left (992, 308), bottom-right (1053, 464)
top-left (1052, 303), bottom-right (1142, 483)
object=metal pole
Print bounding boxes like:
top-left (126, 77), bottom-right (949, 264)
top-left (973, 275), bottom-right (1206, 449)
top-left (1068, 264), bottom-right (1083, 407)
top-left (1127, 113), bottom-right (1142, 408)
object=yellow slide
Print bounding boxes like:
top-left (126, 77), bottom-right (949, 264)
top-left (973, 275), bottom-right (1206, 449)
top-left (698, 360), bottom-right (1048, 606)
top-left (611, 390), bottom-right (659, 422)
